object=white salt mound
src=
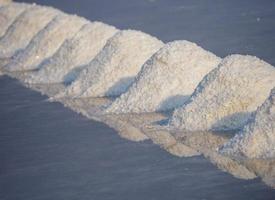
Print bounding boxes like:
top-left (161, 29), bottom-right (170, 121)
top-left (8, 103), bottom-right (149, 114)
top-left (0, 5), bottom-right (60, 59)
top-left (107, 40), bottom-right (221, 113)
top-left (24, 22), bottom-right (118, 84)
top-left (220, 88), bottom-right (275, 159)
top-left (58, 30), bottom-right (163, 98)
top-left (4, 14), bottom-right (88, 72)
top-left (0, 3), bottom-right (32, 37)
top-left (170, 55), bottom-right (275, 132)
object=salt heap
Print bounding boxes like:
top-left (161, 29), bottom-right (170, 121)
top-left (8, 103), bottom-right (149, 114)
top-left (170, 55), bottom-right (275, 132)
top-left (0, 2), bottom-right (32, 37)
top-left (220, 88), bottom-right (275, 159)
top-left (58, 30), bottom-right (163, 98)
top-left (24, 22), bottom-right (118, 84)
top-left (0, 6), bottom-right (60, 60)
top-left (107, 41), bottom-right (221, 113)
top-left (4, 14), bottom-right (88, 72)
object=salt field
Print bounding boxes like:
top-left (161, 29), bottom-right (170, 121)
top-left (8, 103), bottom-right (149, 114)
top-left (1, 0), bottom-right (275, 199)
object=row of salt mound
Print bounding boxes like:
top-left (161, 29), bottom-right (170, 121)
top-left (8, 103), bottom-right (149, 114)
top-left (0, 5), bottom-right (60, 62)
top-left (220, 87), bottom-right (275, 159)
top-left (56, 30), bottom-right (164, 98)
top-left (106, 40), bottom-right (221, 113)
top-left (169, 55), bottom-right (275, 132)
top-left (24, 22), bottom-right (118, 84)
top-left (4, 14), bottom-right (88, 72)
top-left (0, 2), bottom-right (32, 38)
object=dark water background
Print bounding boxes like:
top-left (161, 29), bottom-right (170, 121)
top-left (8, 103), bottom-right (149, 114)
top-left (1, 0), bottom-right (275, 199)
top-left (18, 0), bottom-right (275, 66)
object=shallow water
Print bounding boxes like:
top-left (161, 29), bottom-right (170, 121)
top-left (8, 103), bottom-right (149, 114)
top-left (1, 76), bottom-right (275, 200)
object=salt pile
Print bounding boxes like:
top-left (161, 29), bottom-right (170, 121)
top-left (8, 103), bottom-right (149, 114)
top-left (24, 22), bottom-right (118, 84)
top-left (0, 6), bottom-right (60, 60)
top-left (169, 55), bottom-right (275, 132)
top-left (220, 88), bottom-right (275, 159)
top-left (107, 41), bottom-right (221, 113)
top-left (0, 3), bottom-right (32, 37)
top-left (4, 14), bottom-right (88, 72)
top-left (58, 30), bottom-right (163, 98)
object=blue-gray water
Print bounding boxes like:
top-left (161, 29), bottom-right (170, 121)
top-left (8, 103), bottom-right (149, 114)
top-left (1, 0), bottom-right (275, 199)
top-left (1, 76), bottom-right (275, 200)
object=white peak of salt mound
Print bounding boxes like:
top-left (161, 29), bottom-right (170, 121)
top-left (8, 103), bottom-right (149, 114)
top-left (0, 5), bottom-right (60, 59)
top-left (169, 54), bottom-right (275, 132)
top-left (106, 40), bottom-right (221, 114)
top-left (220, 88), bottom-right (275, 159)
top-left (24, 22), bottom-right (118, 84)
top-left (5, 14), bottom-right (88, 72)
top-left (58, 30), bottom-right (163, 98)
top-left (0, 2), bottom-right (32, 37)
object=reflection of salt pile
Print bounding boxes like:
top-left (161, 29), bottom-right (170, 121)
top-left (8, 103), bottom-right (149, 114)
top-left (0, 3), bottom-right (32, 37)
top-left (5, 14), bottom-right (88, 72)
top-left (63, 97), bottom-right (257, 180)
top-left (0, 6), bottom-right (59, 59)
top-left (220, 88), bottom-right (275, 159)
top-left (58, 30), bottom-right (163, 98)
top-left (24, 22), bottom-right (118, 84)
top-left (170, 55), bottom-right (275, 132)
top-left (107, 41), bottom-right (221, 113)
